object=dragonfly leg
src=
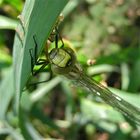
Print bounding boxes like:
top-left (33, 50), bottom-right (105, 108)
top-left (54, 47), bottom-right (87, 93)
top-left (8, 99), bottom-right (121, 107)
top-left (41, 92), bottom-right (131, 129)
top-left (24, 72), bottom-right (52, 90)
top-left (54, 27), bottom-right (64, 48)
top-left (29, 35), bottom-right (49, 76)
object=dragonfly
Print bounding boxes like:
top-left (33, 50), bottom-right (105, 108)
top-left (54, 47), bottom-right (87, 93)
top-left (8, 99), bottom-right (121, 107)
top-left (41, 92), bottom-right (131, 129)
top-left (29, 28), bottom-right (140, 126)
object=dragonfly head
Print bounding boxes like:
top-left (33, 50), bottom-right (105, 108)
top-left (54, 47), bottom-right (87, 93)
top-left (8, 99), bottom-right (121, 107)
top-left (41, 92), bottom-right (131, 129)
top-left (49, 47), bottom-right (76, 74)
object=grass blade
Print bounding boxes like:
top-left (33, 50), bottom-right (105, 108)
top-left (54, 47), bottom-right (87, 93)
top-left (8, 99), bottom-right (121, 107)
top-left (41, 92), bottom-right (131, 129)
top-left (13, 0), bottom-right (69, 111)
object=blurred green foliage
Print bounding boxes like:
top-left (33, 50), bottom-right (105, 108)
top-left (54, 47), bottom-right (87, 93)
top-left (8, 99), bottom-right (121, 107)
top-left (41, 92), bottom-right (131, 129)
top-left (0, 0), bottom-right (140, 140)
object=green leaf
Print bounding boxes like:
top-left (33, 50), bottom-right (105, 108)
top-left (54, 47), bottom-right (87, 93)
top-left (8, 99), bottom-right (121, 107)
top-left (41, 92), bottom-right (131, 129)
top-left (121, 63), bottom-right (129, 90)
top-left (13, 0), bottom-right (69, 112)
top-left (87, 64), bottom-right (120, 75)
top-left (4, 0), bottom-right (23, 11)
top-left (0, 15), bottom-right (18, 30)
top-left (81, 98), bottom-right (125, 124)
top-left (128, 59), bottom-right (140, 92)
top-left (19, 108), bottom-right (42, 140)
top-left (0, 121), bottom-right (24, 140)
top-left (30, 76), bottom-right (62, 103)
top-left (110, 87), bottom-right (140, 108)
top-left (0, 49), bottom-right (12, 68)
top-left (0, 68), bottom-right (14, 119)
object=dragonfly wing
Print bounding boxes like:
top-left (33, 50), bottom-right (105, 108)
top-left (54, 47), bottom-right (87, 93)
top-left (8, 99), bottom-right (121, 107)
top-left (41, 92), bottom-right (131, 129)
top-left (64, 62), bottom-right (140, 125)
top-left (78, 74), bottom-right (140, 125)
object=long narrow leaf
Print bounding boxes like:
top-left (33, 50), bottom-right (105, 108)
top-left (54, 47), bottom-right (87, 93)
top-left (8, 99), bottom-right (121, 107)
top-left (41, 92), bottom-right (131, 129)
top-left (0, 68), bottom-right (14, 119)
top-left (13, 0), bottom-right (69, 111)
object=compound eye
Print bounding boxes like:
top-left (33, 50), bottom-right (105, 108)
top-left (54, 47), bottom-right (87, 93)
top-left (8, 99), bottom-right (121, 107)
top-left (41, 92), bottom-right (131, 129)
top-left (49, 48), bottom-right (58, 60)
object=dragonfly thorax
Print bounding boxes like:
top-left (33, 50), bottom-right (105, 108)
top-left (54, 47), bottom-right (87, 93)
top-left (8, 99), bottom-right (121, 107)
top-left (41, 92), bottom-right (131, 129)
top-left (49, 48), bottom-right (72, 68)
top-left (49, 47), bottom-right (76, 74)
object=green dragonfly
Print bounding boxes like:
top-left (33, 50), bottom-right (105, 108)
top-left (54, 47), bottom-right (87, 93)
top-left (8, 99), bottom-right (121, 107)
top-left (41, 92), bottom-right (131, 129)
top-left (29, 28), bottom-right (140, 126)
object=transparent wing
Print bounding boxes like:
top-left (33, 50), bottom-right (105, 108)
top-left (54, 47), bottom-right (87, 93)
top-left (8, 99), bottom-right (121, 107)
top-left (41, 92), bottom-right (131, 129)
top-left (66, 63), bottom-right (140, 126)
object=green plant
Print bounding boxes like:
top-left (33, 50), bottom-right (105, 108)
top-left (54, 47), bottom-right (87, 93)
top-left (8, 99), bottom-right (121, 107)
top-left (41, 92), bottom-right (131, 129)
top-left (1, 0), bottom-right (140, 140)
